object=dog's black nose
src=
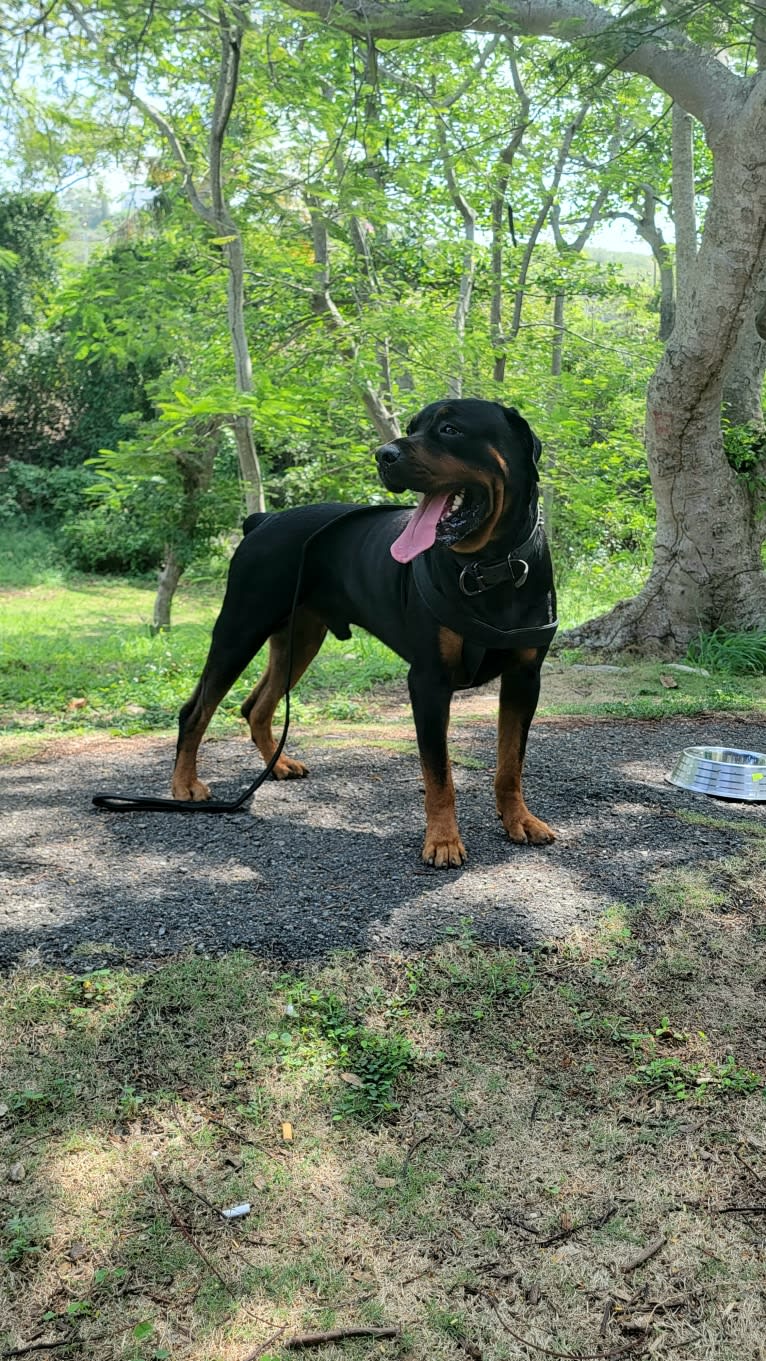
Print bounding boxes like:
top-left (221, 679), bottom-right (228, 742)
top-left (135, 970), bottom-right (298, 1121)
top-left (376, 443), bottom-right (401, 469)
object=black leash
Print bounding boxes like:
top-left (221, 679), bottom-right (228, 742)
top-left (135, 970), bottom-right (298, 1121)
top-left (92, 525), bottom-right (314, 815)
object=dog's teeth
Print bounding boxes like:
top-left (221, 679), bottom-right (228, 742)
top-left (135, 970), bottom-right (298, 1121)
top-left (451, 492), bottom-right (464, 511)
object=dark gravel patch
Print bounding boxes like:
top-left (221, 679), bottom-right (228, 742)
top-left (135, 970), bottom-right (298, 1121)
top-left (1, 715), bottom-right (765, 970)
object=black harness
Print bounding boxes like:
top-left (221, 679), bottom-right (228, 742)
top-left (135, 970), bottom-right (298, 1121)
top-left (412, 509), bottom-right (557, 680)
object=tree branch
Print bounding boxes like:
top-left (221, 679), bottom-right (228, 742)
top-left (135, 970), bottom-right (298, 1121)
top-left (64, 0), bottom-right (216, 226)
top-left (279, 0), bottom-right (741, 134)
top-left (209, 5), bottom-right (243, 224)
top-left (511, 100), bottom-right (591, 336)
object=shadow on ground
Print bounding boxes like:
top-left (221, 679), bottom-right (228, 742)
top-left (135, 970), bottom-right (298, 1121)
top-left (2, 715), bottom-right (766, 968)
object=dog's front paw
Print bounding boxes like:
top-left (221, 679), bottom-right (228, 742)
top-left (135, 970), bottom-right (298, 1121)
top-left (422, 826), bottom-right (467, 869)
top-left (499, 802), bottom-right (555, 845)
top-left (171, 775), bottom-right (211, 802)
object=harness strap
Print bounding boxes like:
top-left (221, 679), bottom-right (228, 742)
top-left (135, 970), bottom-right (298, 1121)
top-left (459, 510), bottom-right (542, 597)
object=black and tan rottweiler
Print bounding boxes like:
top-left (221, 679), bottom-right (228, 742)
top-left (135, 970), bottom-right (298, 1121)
top-left (171, 398), bottom-right (557, 867)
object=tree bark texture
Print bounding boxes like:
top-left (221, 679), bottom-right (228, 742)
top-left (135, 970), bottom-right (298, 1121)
top-left (671, 103), bottom-right (697, 304)
top-left (225, 231), bottom-right (265, 513)
top-left (722, 276), bottom-right (766, 429)
top-left (490, 44), bottom-right (528, 385)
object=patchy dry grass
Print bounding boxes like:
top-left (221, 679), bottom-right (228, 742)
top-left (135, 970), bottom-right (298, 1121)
top-left (2, 811), bottom-right (766, 1361)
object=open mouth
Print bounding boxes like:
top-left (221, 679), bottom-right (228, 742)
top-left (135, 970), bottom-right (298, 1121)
top-left (390, 486), bottom-right (489, 563)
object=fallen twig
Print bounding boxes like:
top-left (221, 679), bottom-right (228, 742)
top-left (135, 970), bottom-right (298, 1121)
top-left (151, 1166), bottom-right (234, 1294)
top-left (499, 1210), bottom-right (540, 1237)
top-left (529, 1094), bottom-right (544, 1124)
top-left (203, 1110), bottom-right (283, 1158)
top-left (400, 1268), bottom-right (432, 1286)
top-left (402, 1133), bottom-right (432, 1177)
top-left (489, 1299), bottom-right (645, 1359)
top-left (2, 1340), bottom-right (76, 1359)
top-left (180, 1179), bottom-right (223, 1217)
top-left (284, 1327), bottom-right (400, 1350)
top-left (599, 1299), bottom-right (613, 1338)
top-left (731, 1148), bottom-right (765, 1184)
top-left (448, 1100), bottom-right (476, 1134)
top-left (713, 1204), bottom-right (766, 1215)
top-left (239, 1324), bottom-right (290, 1361)
top-left (540, 1204), bottom-right (617, 1248)
top-left (621, 1237), bottom-right (666, 1274)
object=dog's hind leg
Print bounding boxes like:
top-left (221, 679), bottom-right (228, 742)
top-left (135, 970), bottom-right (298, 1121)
top-left (241, 607), bottom-right (327, 779)
top-left (171, 624), bottom-right (270, 801)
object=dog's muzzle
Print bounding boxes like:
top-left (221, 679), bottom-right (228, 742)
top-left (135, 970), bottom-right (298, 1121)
top-left (376, 443), bottom-right (402, 472)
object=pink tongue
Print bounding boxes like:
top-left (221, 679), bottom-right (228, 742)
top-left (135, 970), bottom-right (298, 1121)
top-left (390, 493), bottom-right (452, 563)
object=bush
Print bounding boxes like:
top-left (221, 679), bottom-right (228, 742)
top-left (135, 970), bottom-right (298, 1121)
top-left (60, 506), bottom-right (162, 575)
top-left (0, 461), bottom-right (91, 525)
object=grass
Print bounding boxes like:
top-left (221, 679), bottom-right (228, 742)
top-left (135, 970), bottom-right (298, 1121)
top-left (687, 627), bottom-right (766, 676)
top-left (3, 813), bottom-right (766, 1358)
top-left (5, 531), bottom-right (766, 1357)
top-left (3, 527), bottom-right (766, 755)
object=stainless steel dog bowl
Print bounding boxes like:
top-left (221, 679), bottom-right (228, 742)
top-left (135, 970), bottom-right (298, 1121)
top-left (667, 746), bottom-right (766, 801)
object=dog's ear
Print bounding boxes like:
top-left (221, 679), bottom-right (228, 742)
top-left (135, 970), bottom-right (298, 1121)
top-left (501, 405), bottom-right (541, 481)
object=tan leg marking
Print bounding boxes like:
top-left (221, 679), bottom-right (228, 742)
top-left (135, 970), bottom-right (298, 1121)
top-left (495, 666), bottom-right (555, 846)
top-left (242, 608), bottom-right (327, 779)
top-left (438, 626), bottom-right (464, 675)
top-left (421, 763), bottom-right (466, 868)
top-left (171, 697), bottom-right (214, 801)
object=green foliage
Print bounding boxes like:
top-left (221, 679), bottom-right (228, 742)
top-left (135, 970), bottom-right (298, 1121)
top-left (0, 0), bottom-right (748, 627)
top-left (0, 461), bottom-right (90, 525)
top-left (688, 628), bottom-right (766, 676)
top-left (2, 1213), bottom-right (49, 1267)
top-left (59, 503), bottom-right (163, 575)
top-left (723, 420), bottom-right (766, 499)
top-left (278, 982), bottom-right (415, 1123)
top-left (0, 192), bottom-right (60, 343)
top-left (629, 1054), bottom-right (762, 1102)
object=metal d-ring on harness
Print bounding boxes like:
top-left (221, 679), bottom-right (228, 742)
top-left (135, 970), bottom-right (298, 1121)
top-left (91, 516), bottom-right (344, 816)
top-left (458, 510), bottom-right (541, 598)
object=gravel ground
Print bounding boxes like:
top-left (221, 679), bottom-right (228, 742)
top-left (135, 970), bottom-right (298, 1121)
top-left (2, 712), bottom-right (766, 969)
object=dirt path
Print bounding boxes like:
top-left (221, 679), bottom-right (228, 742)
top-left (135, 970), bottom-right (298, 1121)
top-left (2, 708), bottom-right (765, 969)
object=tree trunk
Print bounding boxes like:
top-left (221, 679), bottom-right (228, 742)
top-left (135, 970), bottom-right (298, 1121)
top-left (566, 104), bottom-right (766, 654)
top-left (657, 257), bottom-right (676, 342)
top-left (224, 232), bottom-right (265, 514)
top-left (671, 103), bottom-right (697, 300)
top-left (543, 292), bottom-right (565, 536)
top-left (153, 546), bottom-right (183, 633)
top-left (490, 176), bottom-right (509, 385)
top-left (722, 285), bottom-right (766, 428)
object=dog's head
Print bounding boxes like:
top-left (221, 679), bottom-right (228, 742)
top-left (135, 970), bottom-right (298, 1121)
top-left (376, 398), bottom-right (541, 564)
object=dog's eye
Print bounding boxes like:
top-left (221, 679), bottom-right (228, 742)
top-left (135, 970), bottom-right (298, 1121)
top-left (440, 424), bottom-right (462, 437)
